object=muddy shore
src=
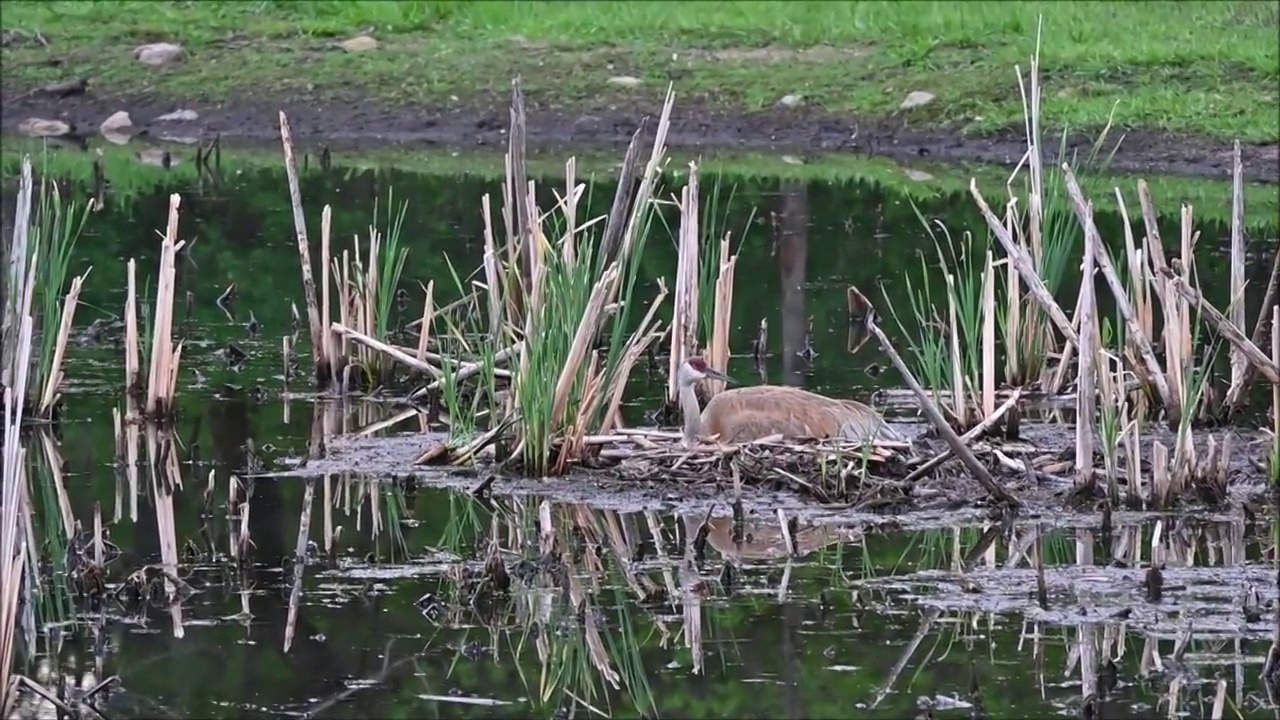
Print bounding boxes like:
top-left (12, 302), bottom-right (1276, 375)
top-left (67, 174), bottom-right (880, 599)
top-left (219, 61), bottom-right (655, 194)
top-left (4, 89), bottom-right (1278, 184)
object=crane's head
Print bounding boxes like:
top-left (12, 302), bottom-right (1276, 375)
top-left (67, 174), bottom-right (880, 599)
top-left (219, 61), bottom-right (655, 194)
top-left (678, 356), bottom-right (737, 388)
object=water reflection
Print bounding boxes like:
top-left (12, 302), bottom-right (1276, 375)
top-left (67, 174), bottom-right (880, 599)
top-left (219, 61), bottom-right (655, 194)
top-left (775, 179), bottom-right (809, 388)
top-left (11, 413), bottom-right (1278, 719)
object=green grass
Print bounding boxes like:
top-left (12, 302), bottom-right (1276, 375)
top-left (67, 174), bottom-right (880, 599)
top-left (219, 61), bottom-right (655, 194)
top-left (3, 1), bottom-right (1278, 142)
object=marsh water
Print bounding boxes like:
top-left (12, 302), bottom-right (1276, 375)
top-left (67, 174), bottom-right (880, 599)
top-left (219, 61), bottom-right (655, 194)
top-left (2, 139), bottom-right (1279, 719)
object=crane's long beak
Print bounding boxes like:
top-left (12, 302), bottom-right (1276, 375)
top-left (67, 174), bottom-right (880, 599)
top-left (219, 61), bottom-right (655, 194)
top-left (705, 367), bottom-right (738, 385)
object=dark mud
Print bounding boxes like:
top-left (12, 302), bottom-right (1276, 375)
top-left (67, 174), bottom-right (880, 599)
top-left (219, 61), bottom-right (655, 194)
top-left (3, 88), bottom-right (1278, 183)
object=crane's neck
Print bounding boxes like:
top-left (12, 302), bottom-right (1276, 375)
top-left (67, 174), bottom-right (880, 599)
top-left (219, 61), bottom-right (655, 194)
top-left (679, 381), bottom-right (702, 448)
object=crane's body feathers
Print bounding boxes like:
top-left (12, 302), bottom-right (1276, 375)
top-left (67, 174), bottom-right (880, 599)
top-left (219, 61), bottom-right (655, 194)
top-left (676, 357), bottom-right (904, 446)
top-left (701, 386), bottom-right (901, 443)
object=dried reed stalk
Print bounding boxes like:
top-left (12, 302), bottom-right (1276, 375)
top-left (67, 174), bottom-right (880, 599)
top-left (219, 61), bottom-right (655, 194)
top-left (1272, 305), bottom-right (1280, 483)
top-left (1161, 269), bottom-right (1280, 384)
top-left (279, 112), bottom-right (331, 387)
top-left (415, 280), bottom-right (435, 363)
top-left (320, 205), bottom-right (339, 385)
top-left (481, 195), bottom-right (504, 341)
top-left (144, 194), bottom-right (186, 418)
top-left (706, 232), bottom-right (737, 397)
top-left (124, 260), bottom-right (141, 418)
top-left (0, 157), bottom-right (36, 716)
top-left (36, 268), bottom-right (89, 416)
top-left (669, 162), bottom-right (701, 403)
top-left (0, 160), bottom-right (34, 394)
top-left (1226, 141), bottom-right (1248, 399)
top-left (1074, 197), bottom-right (1099, 488)
top-left (331, 322), bottom-right (440, 378)
top-left (981, 250), bottom-right (996, 417)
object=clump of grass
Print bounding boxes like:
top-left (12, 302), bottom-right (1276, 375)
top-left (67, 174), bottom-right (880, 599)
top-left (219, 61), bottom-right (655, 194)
top-left (27, 172), bottom-right (93, 420)
top-left (0, 159), bottom-right (93, 423)
top-left (330, 190), bottom-right (410, 390)
top-left (887, 210), bottom-right (997, 432)
top-left (408, 83), bottom-right (677, 475)
top-left (0, 158), bottom-right (38, 716)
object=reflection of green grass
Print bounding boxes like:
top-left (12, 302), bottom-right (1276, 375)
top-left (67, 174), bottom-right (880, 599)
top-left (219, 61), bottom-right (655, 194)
top-left (3, 136), bottom-right (1278, 232)
top-left (2, 2), bottom-right (1277, 141)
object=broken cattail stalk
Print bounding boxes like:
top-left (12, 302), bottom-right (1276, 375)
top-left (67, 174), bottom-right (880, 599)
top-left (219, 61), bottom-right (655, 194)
top-left (319, 205), bottom-right (339, 387)
top-left (144, 195), bottom-right (185, 418)
top-left (902, 388), bottom-right (1023, 484)
top-left (423, 342), bottom-right (522, 392)
top-left (1228, 245), bottom-right (1280, 413)
top-left (1273, 306), bottom-right (1279, 485)
top-left (1161, 267), bottom-right (1280, 384)
top-left (1227, 141), bottom-right (1248, 401)
top-left (331, 322), bottom-right (441, 379)
top-left (945, 272), bottom-right (968, 428)
top-left (415, 280), bottom-right (435, 364)
top-left (706, 232), bottom-right (737, 398)
top-left (1074, 199), bottom-right (1099, 489)
top-left (669, 162), bottom-right (701, 403)
top-left (279, 112), bottom-right (331, 388)
top-left (981, 250), bottom-right (996, 418)
top-left (38, 268), bottom-right (91, 416)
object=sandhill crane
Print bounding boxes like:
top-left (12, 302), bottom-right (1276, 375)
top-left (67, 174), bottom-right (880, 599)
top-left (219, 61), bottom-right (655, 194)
top-left (676, 356), bottom-right (904, 447)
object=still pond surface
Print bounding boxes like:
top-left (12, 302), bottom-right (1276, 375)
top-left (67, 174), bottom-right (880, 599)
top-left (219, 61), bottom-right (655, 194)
top-left (2, 140), bottom-right (1278, 719)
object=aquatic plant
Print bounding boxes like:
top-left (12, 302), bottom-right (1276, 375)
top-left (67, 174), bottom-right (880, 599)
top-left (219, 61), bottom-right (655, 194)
top-left (28, 174), bottom-right (93, 420)
top-left (886, 215), bottom-right (993, 431)
top-left (418, 85), bottom-right (675, 475)
top-left (0, 158), bottom-right (93, 423)
top-left (331, 190), bottom-right (410, 388)
top-left (0, 159), bottom-right (37, 715)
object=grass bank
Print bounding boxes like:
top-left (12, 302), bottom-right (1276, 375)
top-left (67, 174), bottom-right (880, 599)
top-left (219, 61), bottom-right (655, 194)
top-left (2, 1), bottom-right (1278, 143)
top-left (3, 134), bottom-right (1278, 231)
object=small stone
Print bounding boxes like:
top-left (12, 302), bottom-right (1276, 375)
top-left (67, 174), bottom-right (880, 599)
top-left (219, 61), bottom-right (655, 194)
top-left (18, 117), bottom-right (71, 137)
top-left (134, 42), bottom-right (184, 66)
top-left (100, 111), bottom-right (134, 145)
top-left (607, 76), bottom-right (643, 88)
top-left (778, 94), bottom-right (804, 108)
top-left (781, 155), bottom-right (805, 165)
top-left (340, 36), bottom-right (378, 52)
top-left (899, 91), bottom-right (935, 110)
top-left (156, 109), bottom-right (199, 122)
top-left (100, 111), bottom-right (133, 134)
top-left (904, 168), bottom-right (935, 182)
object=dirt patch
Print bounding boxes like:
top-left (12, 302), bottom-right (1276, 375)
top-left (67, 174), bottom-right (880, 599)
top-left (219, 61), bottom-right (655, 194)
top-left (3, 86), bottom-right (1277, 183)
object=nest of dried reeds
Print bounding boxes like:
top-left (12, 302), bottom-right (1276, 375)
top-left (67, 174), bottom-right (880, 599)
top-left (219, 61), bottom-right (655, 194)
top-left (589, 432), bottom-right (913, 504)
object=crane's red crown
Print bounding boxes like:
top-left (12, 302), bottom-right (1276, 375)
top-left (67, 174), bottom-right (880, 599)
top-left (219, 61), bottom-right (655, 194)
top-left (685, 357), bottom-right (709, 372)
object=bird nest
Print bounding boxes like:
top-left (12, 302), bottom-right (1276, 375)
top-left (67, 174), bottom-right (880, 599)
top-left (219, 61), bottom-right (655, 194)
top-left (596, 431), bottom-right (915, 505)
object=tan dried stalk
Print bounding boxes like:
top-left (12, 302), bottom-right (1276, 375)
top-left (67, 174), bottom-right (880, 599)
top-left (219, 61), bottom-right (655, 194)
top-left (279, 112), bottom-right (331, 387)
top-left (669, 162), bottom-right (701, 403)
top-left (144, 194), bottom-right (185, 418)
